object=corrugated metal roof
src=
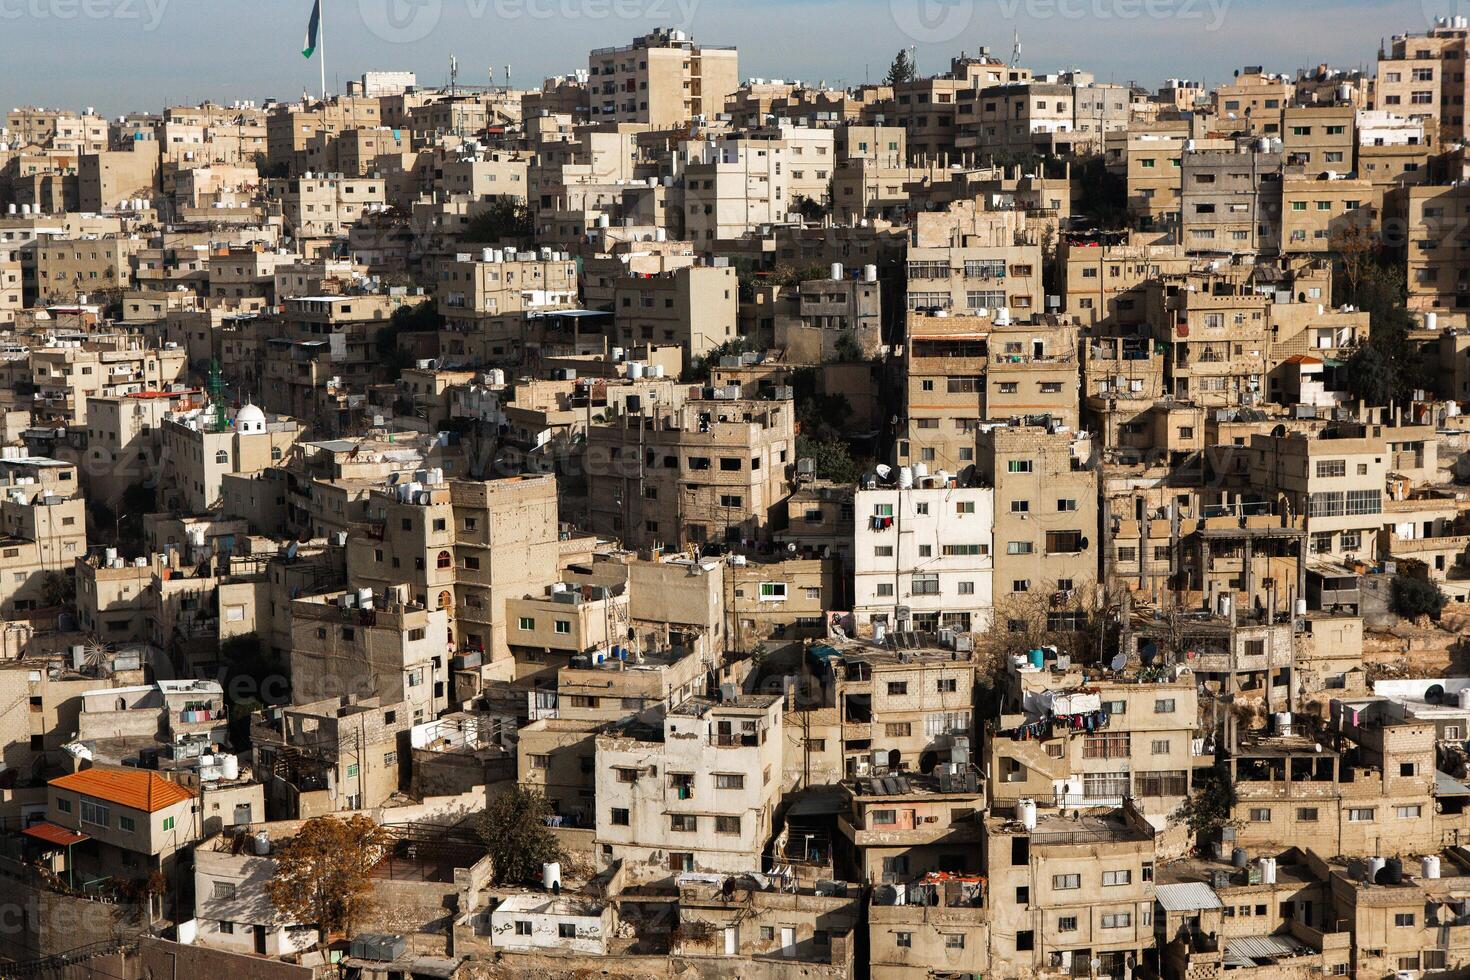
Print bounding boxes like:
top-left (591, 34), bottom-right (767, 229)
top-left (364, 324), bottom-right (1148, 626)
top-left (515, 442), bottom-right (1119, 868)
top-left (1438, 770), bottom-right (1470, 796)
top-left (1225, 934), bottom-right (1309, 964)
top-left (1155, 881), bottom-right (1223, 911)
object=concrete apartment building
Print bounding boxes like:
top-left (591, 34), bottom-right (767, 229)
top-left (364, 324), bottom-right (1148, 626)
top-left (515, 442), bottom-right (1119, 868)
top-left (987, 658), bottom-right (1200, 817)
top-left (1385, 182), bottom-right (1470, 310)
top-left (157, 403), bottom-right (302, 515)
top-left (208, 245), bottom-right (284, 304)
top-left (612, 266), bottom-right (738, 368)
top-left (78, 150), bottom-right (159, 212)
top-left (34, 235), bottom-right (133, 303)
top-left (1281, 103), bottom-right (1356, 174)
top-left (288, 589), bottom-right (451, 717)
top-left (250, 696), bottom-right (412, 815)
top-left (265, 174), bottom-right (386, 239)
top-left (594, 694), bottom-right (783, 880)
top-left (588, 29), bottom-right (738, 127)
top-left (344, 474), bottom-right (561, 667)
top-left (898, 312), bottom-right (1081, 473)
top-left (436, 248), bottom-right (579, 337)
top-left (905, 205), bottom-right (1043, 317)
top-left (1106, 126), bottom-right (1235, 231)
top-left (680, 136), bottom-right (791, 243)
top-left (1377, 22), bottom-right (1468, 140)
top-left (1280, 173), bottom-right (1373, 254)
top-left (1214, 68), bottom-right (1294, 135)
top-left (584, 392), bottom-right (794, 550)
top-left (42, 767), bottom-right (200, 894)
top-left (984, 801), bottom-right (1158, 978)
top-left (1060, 233), bottom-right (1192, 329)
top-left (0, 457), bottom-right (88, 618)
top-left (852, 481), bottom-right (994, 633)
top-left (1179, 142), bottom-right (1284, 254)
top-left (976, 423), bottom-right (1098, 601)
top-left (1142, 273), bottom-right (1272, 406)
top-left (1247, 421), bottom-right (1435, 559)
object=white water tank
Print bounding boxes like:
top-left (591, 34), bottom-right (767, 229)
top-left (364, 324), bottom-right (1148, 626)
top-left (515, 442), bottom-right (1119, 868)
top-left (1276, 712), bottom-right (1293, 737)
top-left (830, 262), bottom-right (843, 280)
top-left (253, 831), bottom-right (271, 856)
top-left (864, 264), bottom-right (878, 283)
top-left (628, 362), bottom-right (645, 380)
top-left (897, 466), bottom-right (914, 489)
top-left (221, 755), bottom-right (240, 780)
top-left (653, 364), bottom-right (666, 378)
top-left (1368, 856), bottom-right (1387, 882)
top-left (542, 861), bottom-right (562, 890)
top-left (913, 462), bottom-right (929, 483)
top-left (1017, 798), bottom-right (1037, 830)
top-left (1259, 857), bottom-right (1277, 884)
top-left (357, 586), bottom-right (375, 609)
top-left (1423, 855), bottom-right (1442, 879)
top-left (1428, 311), bottom-right (1439, 332)
top-left (1295, 598), bottom-right (1307, 617)
top-left (1458, 687), bottom-right (1470, 710)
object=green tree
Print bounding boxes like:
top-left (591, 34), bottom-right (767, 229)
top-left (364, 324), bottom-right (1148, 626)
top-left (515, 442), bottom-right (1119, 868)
top-left (1178, 764), bottom-right (1236, 843)
top-left (796, 435), bottom-right (864, 485)
top-left (218, 633), bottom-right (289, 747)
top-left (39, 571), bottom-right (74, 611)
top-left (883, 49), bottom-right (917, 86)
top-left (1391, 575), bottom-right (1446, 619)
top-left (267, 815), bottom-right (394, 943)
top-left (791, 194), bottom-right (829, 222)
top-left (463, 197), bottom-right (534, 245)
top-left (476, 786), bottom-right (566, 886)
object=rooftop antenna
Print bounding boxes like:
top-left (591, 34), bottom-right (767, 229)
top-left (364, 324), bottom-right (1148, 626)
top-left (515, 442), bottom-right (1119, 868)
top-left (1011, 29), bottom-right (1021, 68)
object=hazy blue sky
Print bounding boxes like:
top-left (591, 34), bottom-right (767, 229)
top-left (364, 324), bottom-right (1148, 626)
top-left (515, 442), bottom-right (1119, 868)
top-left (0, 0), bottom-right (1455, 117)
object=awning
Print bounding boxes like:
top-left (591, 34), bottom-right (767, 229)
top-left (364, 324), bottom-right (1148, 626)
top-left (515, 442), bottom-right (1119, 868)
top-left (1436, 770), bottom-right (1470, 796)
top-left (22, 822), bottom-right (89, 848)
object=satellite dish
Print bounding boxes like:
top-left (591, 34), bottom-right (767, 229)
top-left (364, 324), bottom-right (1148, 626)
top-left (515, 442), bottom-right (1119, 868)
top-left (875, 464), bottom-right (893, 480)
top-left (1109, 653), bottom-right (1128, 672)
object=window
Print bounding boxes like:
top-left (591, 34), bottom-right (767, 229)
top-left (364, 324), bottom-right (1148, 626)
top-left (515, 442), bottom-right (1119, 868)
top-left (937, 678), bottom-right (957, 693)
top-left (557, 923), bottom-right (577, 939)
top-left (162, 816), bottom-right (175, 831)
top-left (955, 501), bottom-right (975, 514)
top-left (715, 773), bottom-right (745, 790)
top-left (518, 617), bottom-right (535, 631)
top-left (528, 754), bottom-right (550, 770)
top-left (57, 798), bottom-right (71, 813)
top-left (1101, 912), bottom-right (1132, 929)
top-left (885, 722), bottom-right (912, 737)
top-left (758, 582), bottom-right (787, 601)
top-left (1249, 808), bottom-right (1271, 822)
top-left (610, 807), bottom-right (630, 825)
top-left (80, 801), bottom-right (110, 826)
top-left (895, 932), bottom-right (912, 948)
top-left (944, 934), bottom-right (965, 949)
top-left (554, 620), bottom-right (571, 635)
top-left (1151, 739), bottom-right (1170, 755)
top-left (1297, 807), bottom-right (1319, 822)
top-left (1007, 459), bottom-right (1033, 473)
top-left (1395, 912), bottom-right (1416, 927)
top-left (212, 881), bottom-right (235, 899)
top-left (1315, 459), bottom-right (1346, 478)
top-left (1102, 870), bottom-right (1131, 886)
top-left (1347, 808), bottom-right (1376, 822)
top-left (670, 814), bottom-right (698, 832)
top-left (1397, 805), bottom-right (1422, 819)
top-left (1052, 874), bottom-right (1081, 890)
top-left (1154, 698), bottom-right (1176, 713)
top-left (118, 815), bottom-right (136, 833)
top-left (887, 682), bottom-right (908, 696)
top-left (715, 815), bottom-right (741, 834)
top-left (219, 921), bottom-right (234, 934)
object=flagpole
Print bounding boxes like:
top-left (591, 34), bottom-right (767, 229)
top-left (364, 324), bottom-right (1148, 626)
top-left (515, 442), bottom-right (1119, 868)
top-left (319, 0), bottom-right (327, 101)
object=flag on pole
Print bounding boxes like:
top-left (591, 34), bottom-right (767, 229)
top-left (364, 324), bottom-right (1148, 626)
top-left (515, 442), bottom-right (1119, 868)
top-left (302, 0), bottom-right (321, 59)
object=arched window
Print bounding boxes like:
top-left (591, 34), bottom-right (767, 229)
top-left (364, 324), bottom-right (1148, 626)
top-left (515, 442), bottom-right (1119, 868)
top-left (115, 697), bottom-right (126, 711)
top-left (214, 450), bottom-right (229, 464)
top-left (436, 550), bottom-right (452, 569)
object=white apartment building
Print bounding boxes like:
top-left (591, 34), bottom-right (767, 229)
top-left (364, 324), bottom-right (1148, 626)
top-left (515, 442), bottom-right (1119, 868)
top-left (594, 694), bottom-right (783, 880)
top-left (852, 481), bottom-right (995, 633)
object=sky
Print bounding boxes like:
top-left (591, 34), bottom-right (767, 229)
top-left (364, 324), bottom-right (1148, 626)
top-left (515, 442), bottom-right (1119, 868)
top-left (0, 0), bottom-right (1460, 118)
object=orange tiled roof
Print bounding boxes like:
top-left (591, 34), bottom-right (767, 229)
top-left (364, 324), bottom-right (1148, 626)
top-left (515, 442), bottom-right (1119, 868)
top-left (50, 768), bottom-right (195, 813)
top-left (22, 821), bottom-right (89, 847)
